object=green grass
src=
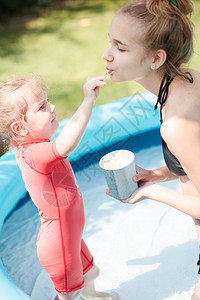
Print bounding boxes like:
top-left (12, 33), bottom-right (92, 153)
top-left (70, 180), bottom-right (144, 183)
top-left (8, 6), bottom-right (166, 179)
top-left (0, 0), bottom-right (200, 121)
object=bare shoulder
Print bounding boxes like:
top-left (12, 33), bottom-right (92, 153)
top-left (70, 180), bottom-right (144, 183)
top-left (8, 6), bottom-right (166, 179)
top-left (188, 68), bottom-right (200, 80)
top-left (167, 69), bottom-right (200, 123)
top-left (161, 116), bottom-right (200, 150)
top-left (174, 68), bottom-right (200, 92)
top-left (182, 69), bottom-right (200, 96)
top-left (161, 69), bottom-right (200, 146)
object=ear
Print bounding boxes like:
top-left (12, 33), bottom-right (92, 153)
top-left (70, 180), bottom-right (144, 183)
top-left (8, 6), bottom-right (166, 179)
top-left (151, 49), bottom-right (167, 70)
top-left (10, 121), bottom-right (28, 137)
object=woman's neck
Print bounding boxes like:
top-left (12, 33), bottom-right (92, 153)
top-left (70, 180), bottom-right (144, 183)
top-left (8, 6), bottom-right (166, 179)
top-left (136, 70), bottom-right (164, 96)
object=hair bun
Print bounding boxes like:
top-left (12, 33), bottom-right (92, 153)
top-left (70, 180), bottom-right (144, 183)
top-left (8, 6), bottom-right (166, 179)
top-left (146, 0), bottom-right (193, 16)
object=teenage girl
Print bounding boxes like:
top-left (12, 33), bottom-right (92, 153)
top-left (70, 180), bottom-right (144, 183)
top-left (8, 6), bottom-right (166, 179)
top-left (103, 0), bottom-right (200, 299)
top-left (0, 75), bottom-right (119, 300)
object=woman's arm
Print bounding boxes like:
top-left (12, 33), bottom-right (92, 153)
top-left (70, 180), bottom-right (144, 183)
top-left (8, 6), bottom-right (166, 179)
top-left (123, 118), bottom-right (200, 219)
top-left (56, 75), bottom-right (106, 157)
top-left (123, 182), bottom-right (200, 219)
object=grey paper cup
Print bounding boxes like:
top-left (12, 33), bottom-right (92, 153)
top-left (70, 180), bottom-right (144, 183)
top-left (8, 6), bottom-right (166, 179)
top-left (99, 150), bottom-right (138, 200)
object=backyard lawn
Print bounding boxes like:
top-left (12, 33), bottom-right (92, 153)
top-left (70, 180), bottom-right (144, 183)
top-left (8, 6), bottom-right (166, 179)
top-left (0, 0), bottom-right (199, 122)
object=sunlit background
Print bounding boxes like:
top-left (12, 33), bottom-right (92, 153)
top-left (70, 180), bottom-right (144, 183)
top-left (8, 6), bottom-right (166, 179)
top-left (0, 0), bottom-right (199, 155)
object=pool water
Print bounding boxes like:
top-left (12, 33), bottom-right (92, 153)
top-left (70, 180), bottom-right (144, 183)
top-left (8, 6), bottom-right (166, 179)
top-left (0, 145), bottom-right (198, 300)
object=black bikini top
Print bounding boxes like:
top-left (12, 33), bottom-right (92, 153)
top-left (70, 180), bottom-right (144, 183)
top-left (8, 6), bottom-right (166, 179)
top-left (154, 73), bottom-right (192, 176)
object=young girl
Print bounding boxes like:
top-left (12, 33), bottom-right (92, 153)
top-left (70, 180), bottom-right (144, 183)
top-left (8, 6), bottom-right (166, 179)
top-left (0, 75), bottom-right (120, 300)
top-left (103, 0), bottom-right (200, 299)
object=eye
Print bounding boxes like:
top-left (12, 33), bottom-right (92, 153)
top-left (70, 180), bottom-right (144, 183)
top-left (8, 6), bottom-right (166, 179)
top-left (39, 102), bottom-right (49, 110)
top-left (39, 104), bottom-right (46, 110)
top-left (117, 46), bottom-right (126, 52)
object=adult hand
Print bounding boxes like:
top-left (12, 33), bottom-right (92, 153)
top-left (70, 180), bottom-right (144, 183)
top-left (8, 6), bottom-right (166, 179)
top-left (120, 181), bottom-right (155, 204)
top-left (122, 165), bottom-right (156, 204)
top-left (133, 165), bottom-right (154, 187)
top-left (106, 181), bottom-right (155, 204)
top-left (106, 164), bottom-right (156, 204)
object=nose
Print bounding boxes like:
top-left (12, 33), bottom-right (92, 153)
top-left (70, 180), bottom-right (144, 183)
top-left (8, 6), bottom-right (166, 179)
top-left (50, 103), bottom-right (56, 113)
top-left (102, 47), bottom-right (114, 62)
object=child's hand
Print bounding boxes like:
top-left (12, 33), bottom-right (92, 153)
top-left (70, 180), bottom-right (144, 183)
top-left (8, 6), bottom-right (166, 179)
top-left (83, 72), bottom-right (107, 103)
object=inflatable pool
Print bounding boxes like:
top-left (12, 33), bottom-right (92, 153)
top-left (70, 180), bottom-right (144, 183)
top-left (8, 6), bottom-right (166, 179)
top-left (0, 93), bottom-right (161, 300)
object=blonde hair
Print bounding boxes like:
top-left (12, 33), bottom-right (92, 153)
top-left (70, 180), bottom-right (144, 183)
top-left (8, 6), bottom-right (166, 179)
top-left (118, 0), bottom-right (194, 80)
top-left (0, 77), bottom-right (44, 149)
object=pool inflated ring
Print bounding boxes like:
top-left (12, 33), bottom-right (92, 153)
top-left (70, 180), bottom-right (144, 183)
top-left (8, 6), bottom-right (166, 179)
top-left (0, 94), bottom-right (159, 300)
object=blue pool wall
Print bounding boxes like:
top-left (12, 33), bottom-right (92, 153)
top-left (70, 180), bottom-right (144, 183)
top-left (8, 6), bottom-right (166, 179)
top-left (0, 92), bottom-right (160, 300)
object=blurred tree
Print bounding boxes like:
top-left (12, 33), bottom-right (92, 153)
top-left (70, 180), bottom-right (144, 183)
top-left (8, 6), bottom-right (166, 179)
top-left (0, 0), bottom-right (37, 11)
top-left (0, 0), bottom-right (55, 19)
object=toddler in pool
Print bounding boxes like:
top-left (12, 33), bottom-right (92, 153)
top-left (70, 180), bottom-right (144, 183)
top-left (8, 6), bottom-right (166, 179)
top-left (0, 74), bottom-right (120, 300)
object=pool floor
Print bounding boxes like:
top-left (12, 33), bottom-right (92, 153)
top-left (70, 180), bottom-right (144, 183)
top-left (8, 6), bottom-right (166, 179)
top-left (0, 145), bottom-right (198, 300)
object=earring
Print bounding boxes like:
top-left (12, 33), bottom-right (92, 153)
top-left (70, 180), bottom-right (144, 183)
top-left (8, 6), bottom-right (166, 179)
top-left (151, 65), bottom-right (155, 70)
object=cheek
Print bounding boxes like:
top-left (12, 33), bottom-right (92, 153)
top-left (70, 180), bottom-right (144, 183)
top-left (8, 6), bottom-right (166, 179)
top-left (54, 120), bottom-right (59, 131)
top-left (51, 119), bottom-right (59, 134)
top-left (119, 55), bottom-right (136, 75)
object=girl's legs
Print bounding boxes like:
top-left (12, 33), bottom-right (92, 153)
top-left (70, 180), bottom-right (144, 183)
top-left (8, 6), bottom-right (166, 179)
top-left (191, 291), bottom-right (200, 300)
top-left (54, 289), bottom-right (83, 300)
top-left (80, 264), bottom-right (120, 300)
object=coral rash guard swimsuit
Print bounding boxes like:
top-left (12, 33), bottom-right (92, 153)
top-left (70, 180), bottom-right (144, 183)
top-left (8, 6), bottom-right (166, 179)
top-left (16, 139), bottom-right (94, 294)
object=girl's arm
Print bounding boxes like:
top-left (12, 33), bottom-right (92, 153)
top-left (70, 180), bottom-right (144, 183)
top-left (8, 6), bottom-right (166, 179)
top-left (56, 75), bottom-right (106, 157)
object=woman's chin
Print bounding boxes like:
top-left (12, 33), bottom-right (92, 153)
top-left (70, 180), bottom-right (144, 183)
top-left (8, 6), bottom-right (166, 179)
top-left (109, 73), bottom-right (129, 83)
top-left (109, 74), bottom-right (121, 83)
top-left (110, 77), bottom-right (127, 83)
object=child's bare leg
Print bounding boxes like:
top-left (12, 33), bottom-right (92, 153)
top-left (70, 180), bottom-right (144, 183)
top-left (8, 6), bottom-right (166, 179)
top-left (191, 278), bottom-right (200, 300)
top-left (80, 264), bottom-right (120, 300)
top-left (191, 293), bottom-right (200, 300)
top-left (54, 289), bottom-right (82, 300)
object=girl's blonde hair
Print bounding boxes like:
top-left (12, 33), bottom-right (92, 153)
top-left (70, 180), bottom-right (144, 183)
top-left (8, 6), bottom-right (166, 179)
top-left (118, 0), bottom-right (194, 80)
top-left (0, 77), bottom-right (44, 149)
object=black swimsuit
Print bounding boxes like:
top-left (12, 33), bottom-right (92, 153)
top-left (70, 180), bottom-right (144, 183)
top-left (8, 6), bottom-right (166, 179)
top-left (155, 74), bottom-right (188, 176)
top-left (155, 73), bottom-right (200, 273)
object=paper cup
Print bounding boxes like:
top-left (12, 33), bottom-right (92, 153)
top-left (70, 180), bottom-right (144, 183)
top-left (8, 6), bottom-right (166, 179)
top-left (99, 150), bottom-right (138, 200)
